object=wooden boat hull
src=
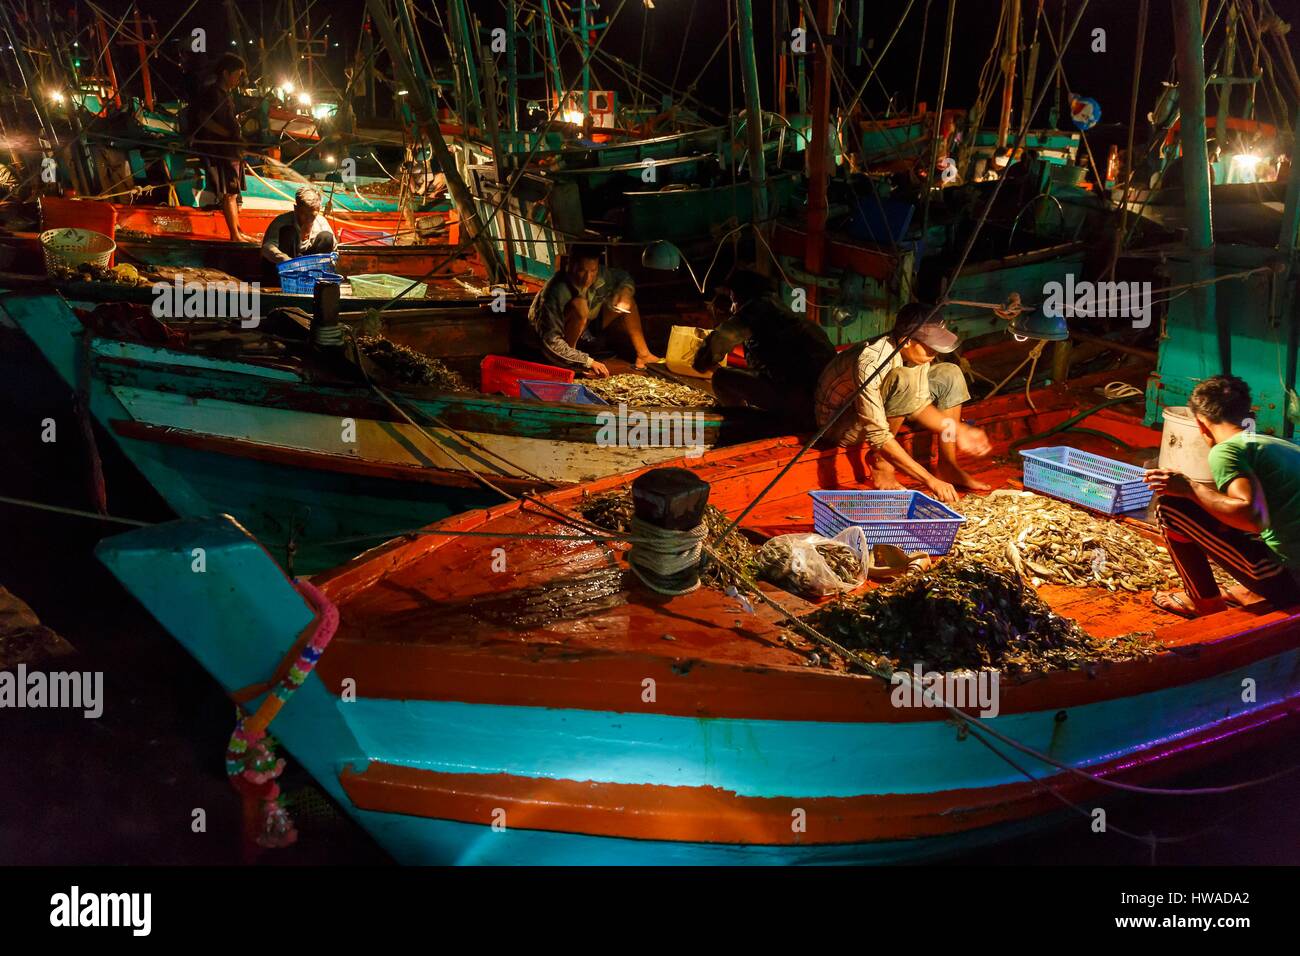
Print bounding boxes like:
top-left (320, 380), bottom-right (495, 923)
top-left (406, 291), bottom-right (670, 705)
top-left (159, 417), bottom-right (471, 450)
top-left (93, 502), bottom-right (1300, 864)
top-left (0, 232), bottom-right (468, 284)
top-left (89, 377), bottom-right (1300, 864)
top-left (1, 291), bottom-right (743, 571)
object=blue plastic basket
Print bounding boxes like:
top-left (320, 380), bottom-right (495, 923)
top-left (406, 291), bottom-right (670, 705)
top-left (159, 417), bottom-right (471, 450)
top-left (1019, 446), bottom-right (1152, 515)
top-left (277, 253), bottom-right (340, 295)
top-left (809, 490), bottom-right (966, 555)
top-left (518, 379), bottom-right (609, 405)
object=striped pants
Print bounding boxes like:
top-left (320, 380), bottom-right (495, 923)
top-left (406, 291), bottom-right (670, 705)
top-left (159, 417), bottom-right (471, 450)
top-left (1155, 495), bottom-right (1298, 607)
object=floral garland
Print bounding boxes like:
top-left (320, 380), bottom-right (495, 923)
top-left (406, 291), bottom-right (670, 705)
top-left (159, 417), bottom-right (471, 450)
top-left (225, 579), bottom-right (339, 852)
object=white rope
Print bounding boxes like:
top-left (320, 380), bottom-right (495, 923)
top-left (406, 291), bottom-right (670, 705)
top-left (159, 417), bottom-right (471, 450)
top-left (628, 517), bottom-right (707, 595)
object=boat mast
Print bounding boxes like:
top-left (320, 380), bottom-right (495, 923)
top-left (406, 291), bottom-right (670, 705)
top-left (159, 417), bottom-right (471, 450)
top-left (736, 0), bottom-right (770, 249)
top-left (997, 0), bottom-right (1020, 148)
top-left (1171, 0), bottom-right (1220, 369)
top-left (539, 0), bottom-right (564, 121)
top-left (506, 0), bottom-right (519, 137)
top-left (363, 0), bottom-right (505, 282)
top-left (804, 0), bottom-right (834, 313)
top-left (1214, 2), bottom-right (1238, 156)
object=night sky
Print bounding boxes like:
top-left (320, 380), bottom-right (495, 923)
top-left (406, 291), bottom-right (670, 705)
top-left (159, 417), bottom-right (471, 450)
top-left (42, 1), bottom-right (1262, 132)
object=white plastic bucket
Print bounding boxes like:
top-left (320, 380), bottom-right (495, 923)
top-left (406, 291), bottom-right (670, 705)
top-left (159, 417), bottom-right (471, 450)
top-left (1159, 405), bottom-right (1214, 482)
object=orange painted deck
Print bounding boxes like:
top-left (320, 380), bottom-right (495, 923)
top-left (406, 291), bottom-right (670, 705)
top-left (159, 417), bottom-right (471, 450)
top-left (312, 367), bottom-right (1300, 724)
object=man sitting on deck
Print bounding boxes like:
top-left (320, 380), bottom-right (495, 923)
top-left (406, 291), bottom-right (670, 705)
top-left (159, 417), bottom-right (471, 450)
top-left (523, 245), bottom-right (661, 378)
top-left (692, 268), bottom-right (836, 430)
top-left (812, 304), bottom-right (992, 505)
top-left (1145, 375), bottom-right (1300, 618)
top-left (260, 186), bottom-right (337, 287)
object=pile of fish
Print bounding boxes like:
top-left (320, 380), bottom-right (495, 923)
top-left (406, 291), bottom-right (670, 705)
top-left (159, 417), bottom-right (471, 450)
top-left (806, 560), bottom-right (1159, 674)
top-left (578, 489), bottom-right (760, 588)
top-left (584, 374), bottom-right (716, 409)
top-left (951, 490), bottom-right (1232, 592)
top-left (49, 262), bottom-right (149, 287)
top-left (355, 335), bottom-right (470, 391)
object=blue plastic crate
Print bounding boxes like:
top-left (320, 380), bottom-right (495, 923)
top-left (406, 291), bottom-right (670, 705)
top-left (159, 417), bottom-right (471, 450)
top-left (809, 490), bottom-right (966, 555)
top-left (1019, 446), bottom-right (1152, 515)
top-left (518, 379), bottom-right (608, 405)
top-left (277, 252), bottom-right (340, 294)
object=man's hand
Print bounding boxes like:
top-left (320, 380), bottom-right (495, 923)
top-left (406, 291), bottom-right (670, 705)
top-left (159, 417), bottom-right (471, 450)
top-left (584, 360), bottom-right (611, 378)
top-left (956, 424), bottom-right (992, 458)
top-left (1144, 468), bottom-right (1193, 497)
top-left (926, 477), bottom-right (960, 504)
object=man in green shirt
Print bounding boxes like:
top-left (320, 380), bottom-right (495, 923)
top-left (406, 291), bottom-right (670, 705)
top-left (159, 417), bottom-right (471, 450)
top-left (1145, 375), bottom-right (1300, 617)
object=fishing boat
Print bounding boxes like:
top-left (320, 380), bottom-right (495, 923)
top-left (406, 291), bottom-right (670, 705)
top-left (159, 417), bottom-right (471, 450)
top-left (91, 366), bottom-right (1300, 864)
top-left (0, 288), bottom-right (759, 572)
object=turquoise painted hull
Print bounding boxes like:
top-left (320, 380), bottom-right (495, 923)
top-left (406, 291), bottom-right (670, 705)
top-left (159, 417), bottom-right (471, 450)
top-left (115, 432), bottom-right (496, 572)
top-left (96, 514), bottom-right (1300, 865)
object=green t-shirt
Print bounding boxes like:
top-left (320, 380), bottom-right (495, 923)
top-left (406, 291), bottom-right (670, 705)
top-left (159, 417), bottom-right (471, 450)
top-left (1208, 432), bottom-right (1300, 568)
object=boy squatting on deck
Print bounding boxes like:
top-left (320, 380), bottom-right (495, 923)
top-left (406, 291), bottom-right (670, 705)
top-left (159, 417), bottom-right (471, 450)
top-left (1145, 376), bottom-right (1300, 618)
top-left (523, 245), bottom-right (661, 375)
top-left (812, 304), bottom-right (994, 505)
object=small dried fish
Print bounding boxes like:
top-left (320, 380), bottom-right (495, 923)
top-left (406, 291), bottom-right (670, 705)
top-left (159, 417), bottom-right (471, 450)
top-left (952, 490), bottom-right (1235, 592)
top-left (584, 374), bottom-right (716, 409)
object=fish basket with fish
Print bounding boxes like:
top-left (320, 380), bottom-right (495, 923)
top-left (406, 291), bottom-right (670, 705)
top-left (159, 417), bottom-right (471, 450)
top-left (809, 490), bottom-right (965, 555)
top-left (1018, 447), bottom-right (1153, 515)
top-left (518, 380), bottom-right (609, 406)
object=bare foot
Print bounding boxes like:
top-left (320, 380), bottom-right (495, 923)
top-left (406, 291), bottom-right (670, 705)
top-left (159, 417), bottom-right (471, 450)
top-left (867, 455), bottom-right (906, 491)
top-left (634, 353), bottom-right (663, 369)
top-left (935, 461), bottom-right (993, 492)
top-left (234, 232), bottom-right (258, 244)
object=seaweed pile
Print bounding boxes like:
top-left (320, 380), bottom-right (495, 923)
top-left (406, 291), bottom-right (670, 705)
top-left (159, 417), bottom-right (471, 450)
top-left (578, 489), bottom-right (760, 587)
top-left (356, 335), bottom-right (469, 391)
top-left (953, 490), bottom-right (1233, 592)
top-left (584, 374), bottom-right (716, 409)
top-left (806, 560), bottom-right (1158, 674)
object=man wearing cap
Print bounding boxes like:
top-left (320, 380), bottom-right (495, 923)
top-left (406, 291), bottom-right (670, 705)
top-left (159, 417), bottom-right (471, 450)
top-left (813, 304), bottom-right (992, 504)
top-left (260, 186), bottom-right (338, 287)
top-left (693, 267), bottom-right (836, 429)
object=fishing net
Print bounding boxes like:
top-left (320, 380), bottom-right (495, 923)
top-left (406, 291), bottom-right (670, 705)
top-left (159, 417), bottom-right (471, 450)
top-left (355, 335), bottom-right (470, 391)
top-left (806, 560), bottom-right (1159, 674)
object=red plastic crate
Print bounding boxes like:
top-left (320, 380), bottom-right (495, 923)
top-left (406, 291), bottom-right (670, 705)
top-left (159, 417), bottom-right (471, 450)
top-left (480, 355), bottom-right (575, 397)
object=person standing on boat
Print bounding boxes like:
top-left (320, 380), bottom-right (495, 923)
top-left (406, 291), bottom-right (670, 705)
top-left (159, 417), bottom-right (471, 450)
top-left (260, 187), bottom-right (337, 287)
top-left (812, 304), bottom-right (992, 505)
top-left (692, 268), bottom-right (836, 429)
top-left (524, 244), bottom-right (661, 377)
top-left (1145, 376), bottom-right (1300, 618)
top-left (192, 54), bottom-right (256, 244)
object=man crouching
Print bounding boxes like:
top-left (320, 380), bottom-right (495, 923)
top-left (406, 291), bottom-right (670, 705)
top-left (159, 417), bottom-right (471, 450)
top-left (1145, 375), bottom-right (1300, 617)
top-left (523, 244), bottom-right (661, 377)
top-left (813, 304), bottom-right (992, 504)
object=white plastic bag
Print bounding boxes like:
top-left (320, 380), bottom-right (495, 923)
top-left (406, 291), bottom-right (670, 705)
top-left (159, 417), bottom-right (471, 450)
top-left (756, 529), bottom-right (868, 598)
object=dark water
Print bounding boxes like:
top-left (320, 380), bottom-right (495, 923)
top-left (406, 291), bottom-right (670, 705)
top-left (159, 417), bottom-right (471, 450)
top-left (1, 354), bottom-right (1296, 865)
